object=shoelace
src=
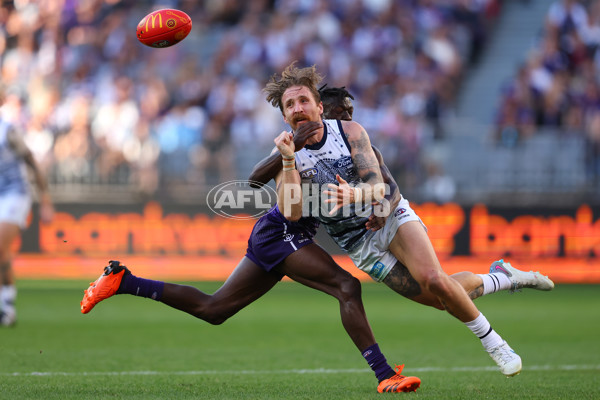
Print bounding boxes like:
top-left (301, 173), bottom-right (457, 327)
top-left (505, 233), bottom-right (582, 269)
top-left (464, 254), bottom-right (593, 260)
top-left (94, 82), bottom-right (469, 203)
top-left (491, 344), bottom-right (516, 363)
top-left (389, 364), bottom-right (406, 379)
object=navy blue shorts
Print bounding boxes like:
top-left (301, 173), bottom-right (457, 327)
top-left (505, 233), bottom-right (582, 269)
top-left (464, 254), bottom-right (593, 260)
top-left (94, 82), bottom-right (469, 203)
top-left (246, 206), bottom-right (318, 277)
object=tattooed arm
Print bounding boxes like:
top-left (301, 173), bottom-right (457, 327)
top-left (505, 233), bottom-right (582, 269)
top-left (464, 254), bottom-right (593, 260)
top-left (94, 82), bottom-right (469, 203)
top-left (323, 121), bottom-right (387, 214)
top-left (365, 145), bottom-right (401, 231)
top-left (343, 120), bottom-right (383, 186)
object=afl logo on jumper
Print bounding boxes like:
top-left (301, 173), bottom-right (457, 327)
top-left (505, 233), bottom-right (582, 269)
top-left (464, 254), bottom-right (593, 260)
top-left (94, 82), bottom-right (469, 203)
top-left (300, 168), bottom-right (318, 179)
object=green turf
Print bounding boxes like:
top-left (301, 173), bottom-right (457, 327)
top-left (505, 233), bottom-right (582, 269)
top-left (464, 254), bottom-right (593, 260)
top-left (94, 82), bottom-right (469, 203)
top-left (0, 280), bottom-right (598, 399)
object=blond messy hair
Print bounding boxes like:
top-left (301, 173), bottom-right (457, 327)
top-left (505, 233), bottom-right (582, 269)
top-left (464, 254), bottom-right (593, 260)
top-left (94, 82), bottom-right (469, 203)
top-left (263, 62), bottom-right (324, 113)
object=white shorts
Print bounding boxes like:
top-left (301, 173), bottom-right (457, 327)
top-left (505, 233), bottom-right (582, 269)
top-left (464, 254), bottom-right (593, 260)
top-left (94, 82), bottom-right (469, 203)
top-left (0, 192), bottom-right (32, 229)
top-left (348, 197), bottom-right (426, 282)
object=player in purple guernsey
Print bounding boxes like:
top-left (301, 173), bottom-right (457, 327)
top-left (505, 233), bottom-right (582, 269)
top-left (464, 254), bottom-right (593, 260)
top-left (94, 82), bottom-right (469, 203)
top-left (81, 90), bottom-right (420, 393)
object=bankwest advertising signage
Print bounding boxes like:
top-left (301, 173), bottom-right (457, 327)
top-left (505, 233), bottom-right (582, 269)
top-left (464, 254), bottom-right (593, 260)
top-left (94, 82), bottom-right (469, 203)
top-left (15, 202), bottom-right (600, 283)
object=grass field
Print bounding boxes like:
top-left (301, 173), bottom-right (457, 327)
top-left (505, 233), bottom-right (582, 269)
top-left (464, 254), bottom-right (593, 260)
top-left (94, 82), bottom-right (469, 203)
top-left (0, 280), bottom-right (598, 399)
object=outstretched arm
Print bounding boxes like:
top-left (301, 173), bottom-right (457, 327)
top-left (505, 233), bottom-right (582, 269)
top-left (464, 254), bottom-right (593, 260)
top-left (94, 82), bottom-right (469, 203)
top-left (248, 121), bottom-right (322, 188)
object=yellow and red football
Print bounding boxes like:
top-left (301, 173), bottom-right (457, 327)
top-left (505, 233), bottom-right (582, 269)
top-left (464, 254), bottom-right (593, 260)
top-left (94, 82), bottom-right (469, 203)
top-left (136, 9), bottom-right (192, 48)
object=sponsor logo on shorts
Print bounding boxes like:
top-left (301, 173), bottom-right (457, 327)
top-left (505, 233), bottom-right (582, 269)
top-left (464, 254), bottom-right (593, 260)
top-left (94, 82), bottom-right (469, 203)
top-left (370, 261), bottom-right (386, 280)
top-left (207, 180), bottom-right (276, 220)
top-left (298, 233), bottom-right (309, 243)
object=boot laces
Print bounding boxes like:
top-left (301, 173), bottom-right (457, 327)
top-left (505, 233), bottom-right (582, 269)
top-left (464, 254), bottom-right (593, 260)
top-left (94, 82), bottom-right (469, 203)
top-left (491, 343), bottom-right (516, 364)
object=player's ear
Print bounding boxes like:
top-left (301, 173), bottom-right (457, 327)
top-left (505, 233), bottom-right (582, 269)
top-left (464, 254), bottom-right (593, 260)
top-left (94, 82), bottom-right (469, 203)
top-left (318, 101), bottom-right (323, 115)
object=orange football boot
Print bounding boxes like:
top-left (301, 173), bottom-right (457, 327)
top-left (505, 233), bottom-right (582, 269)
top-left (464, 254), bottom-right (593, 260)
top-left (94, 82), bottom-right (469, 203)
top-left (80, 260), bottom-right (130, 314)
top-left (377, 364), bottom-right (421, 393)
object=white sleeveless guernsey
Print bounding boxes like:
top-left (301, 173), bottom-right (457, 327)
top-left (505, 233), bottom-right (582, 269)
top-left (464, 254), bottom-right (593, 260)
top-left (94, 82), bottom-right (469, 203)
top-left (0, 119), bottom-right (29, 196)
top-left (294, 119), bottom-right (374, 252)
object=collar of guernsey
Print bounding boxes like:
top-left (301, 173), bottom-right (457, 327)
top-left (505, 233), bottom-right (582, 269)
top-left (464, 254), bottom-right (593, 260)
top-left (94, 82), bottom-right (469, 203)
top-left (295, 119), bottom-right (371, 252)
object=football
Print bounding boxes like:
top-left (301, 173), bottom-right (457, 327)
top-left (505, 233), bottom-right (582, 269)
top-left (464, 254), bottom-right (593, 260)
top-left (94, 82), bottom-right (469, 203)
top-left (136, 9), bottom-right (192, 48)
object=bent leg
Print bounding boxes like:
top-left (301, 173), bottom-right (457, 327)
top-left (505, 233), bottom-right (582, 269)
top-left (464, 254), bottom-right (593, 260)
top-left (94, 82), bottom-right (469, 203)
top-left (388, 221), bottom-right (479, 322)
top-left (384, 263), bottom-right (487, 307)
top-left (160, 257), bottom-right (280, 325)
top-left (452, 271), bottom-right (485, 300)
top-left (384, 223), bottom-right (520, 375)
top-left (278, 244), bottom-right (403, 384)
top-left (276, 243), bottom-right (375, 351)
top-left (382, 261), bottom-right (443, 309)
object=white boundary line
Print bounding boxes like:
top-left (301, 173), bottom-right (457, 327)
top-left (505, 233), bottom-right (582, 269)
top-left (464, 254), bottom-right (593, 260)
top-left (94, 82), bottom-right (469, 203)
top-left (2, 364), bottom-right (599, 377)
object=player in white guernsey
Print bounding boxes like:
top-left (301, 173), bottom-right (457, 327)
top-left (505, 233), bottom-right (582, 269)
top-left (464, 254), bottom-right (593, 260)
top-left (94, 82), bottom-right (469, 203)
top-left (264, 63), bottom-right (555, 378)
top-left (254, 85), bottom-right (554, 303)
top-left (0, 100), bottom-right (54, 326)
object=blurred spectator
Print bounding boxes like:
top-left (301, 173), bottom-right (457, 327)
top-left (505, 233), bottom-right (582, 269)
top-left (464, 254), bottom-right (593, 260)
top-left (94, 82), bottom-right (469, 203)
top-left (422, 160), bottom-right (457, 204)
top-left (494, 0), bottom-right (600, 187)
top-left (585, 110), bottom-right (600, 184)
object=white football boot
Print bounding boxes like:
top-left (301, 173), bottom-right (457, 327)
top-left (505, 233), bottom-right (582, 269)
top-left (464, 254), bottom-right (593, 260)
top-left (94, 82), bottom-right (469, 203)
top-left (0, 310), bottom-right (16, 327)
top-left (487, 341), bottom-right (522, 377)
top-left (489, 259), bottom-right (555, 293)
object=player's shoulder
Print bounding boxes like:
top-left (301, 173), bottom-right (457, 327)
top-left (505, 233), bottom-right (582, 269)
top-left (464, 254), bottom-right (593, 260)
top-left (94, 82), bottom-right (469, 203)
top-left (339, 120), bottom-right (364, 139)
top-left (323, 119), bottom-right (361, 131)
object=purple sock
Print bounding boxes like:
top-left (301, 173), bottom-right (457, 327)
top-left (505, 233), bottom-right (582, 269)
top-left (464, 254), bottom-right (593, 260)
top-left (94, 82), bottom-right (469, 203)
top-left (117, 274), bottom-right (164, 301)
top-left (362, 343), bottom-right (395, 382)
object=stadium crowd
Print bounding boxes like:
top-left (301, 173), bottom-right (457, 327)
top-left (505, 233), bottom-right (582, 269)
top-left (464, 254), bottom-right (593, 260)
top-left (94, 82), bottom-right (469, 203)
top-left (0, 0), bottom-right (500, 201)
top-left (494, 0), bottom-right (600, 183)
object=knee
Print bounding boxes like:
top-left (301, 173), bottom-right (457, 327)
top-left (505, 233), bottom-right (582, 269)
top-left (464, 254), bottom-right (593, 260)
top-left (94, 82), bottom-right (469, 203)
top-left (201, 310), bottom-right (228, 325)
top-left (421, 271), bottom-right (452, 297)
top-left (0, 249), bottom-right (11, 264)
top-left (191, 301), bottom-right (232, 325)
top-left (337, 275), bottom-right (362, 303)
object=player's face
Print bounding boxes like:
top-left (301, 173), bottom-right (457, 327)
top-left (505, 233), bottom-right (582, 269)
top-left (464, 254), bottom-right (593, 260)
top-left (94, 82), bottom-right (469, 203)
top-left (323, 96), bottom-right (354, 121)
top-left (282, 85), bottom-right (323, 132)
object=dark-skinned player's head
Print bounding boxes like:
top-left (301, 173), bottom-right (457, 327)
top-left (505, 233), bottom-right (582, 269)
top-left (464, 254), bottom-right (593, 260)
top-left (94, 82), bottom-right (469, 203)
top-left (318, 84), bottom-right (354, 121)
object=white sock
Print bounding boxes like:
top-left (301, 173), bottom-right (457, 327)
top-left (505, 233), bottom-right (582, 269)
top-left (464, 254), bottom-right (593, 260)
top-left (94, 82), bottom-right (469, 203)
top-left (465, 312), bottom-right (504, 351)
top-left (477, 273), bottom-right (512, 295)
top-left (0, 285), bottom-right (16, 314)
